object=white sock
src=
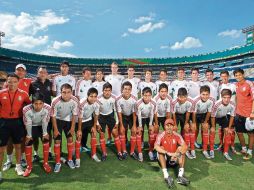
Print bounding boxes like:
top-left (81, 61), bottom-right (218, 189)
top-left (247, 149), bottom-right (253, 155)
top-left (242, 146), bottom-right (247, 151)
top-left (7, 154), bottom-right (13, 163)
top-left (34, 151), bottom-right (38, 156)
top-left (162, 168), bottom-right (169, 179)
top-left (16, 163), bottom-right (21, 167)
top-left (178, 168), bottom-right (184, 177)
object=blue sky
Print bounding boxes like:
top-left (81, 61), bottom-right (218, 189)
top-left (0, 0), bottom-right (253, 58)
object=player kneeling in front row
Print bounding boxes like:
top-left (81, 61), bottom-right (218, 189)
top-left (23, 93), bottom-right (51, 177)
top-left (155, 119), bottom-right (190, 188)
top-left (51, 83), bottom-right (79, 172)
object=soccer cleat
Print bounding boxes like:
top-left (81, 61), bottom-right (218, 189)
top-left (81, 146), bottom-right (91, 152)
top-left (117, 153), bottom-right (123, 161)
top-left (101, 154), bottom-right (107, 162)
top-left (92, 154), bottom-right (101, 162)
top-left (33, 155), bottom-right (40, 163)
top-left (43, 162), bottom-right (52, 173)
top-left (23, 166), bottom-right (32, 177)
top-left (106, 139), bottom-right (112, 145)
top-left (202, 151), bottom-right (211, 159)
top-left (20, 159), bottom-right (27, 168)
top-left (130, 152), bottom-right (138, 160)
top-left (216, 144), bottom-right (223, 152)
top-left (165, 176), bottom-right (174, 188)
top-left (195, 141), bottom-right (202, 149)
top-left (15, 165), bottom-right (24, 176)
top-left (231, 147), bottom-right (240, 155)
top-left (2, 161), bottom-right (12, 171)
top-left (122, 152), bottom-right (128, 160)
top-left (54, 163), bottom-right (61, 173)
top-left (191, 150), bottom-right (196, 159)
top-left (48, 152), bottom-right (53, 160)
top-left (210, 150), bottom-right (215, 159)
top-left (141, 142), bottom-right (144, 149)
top-left (60, 157), bottom-right (67, 164)
top-left (67, 160), bottom-right (75, 169)
top-left (243, 153), bottom-right (252, 160)
top-left (75, 159), bottom-right (81, 168)
top-left (0, 172), bottom-right (2, 182)
top-left (138, 153), bottom-right (143, 162)
top-left (214, 144), bottom-right (220, 150)
top-left (223, 153), bottom-right (232, 161)
top-left (148, 151), bottom-right (155, 161)
top-left (176, 176), bottom-right (190, 186)
top-left (240, 149), bottom-right (247, 156)
top-left (186, 151), bottom-right (194, 159)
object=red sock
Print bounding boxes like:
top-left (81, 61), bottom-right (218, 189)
top-left (130, 135), bottom-right (136, 154)
top-left (218, 128), bottom-right (224, 145)
top-left (114, 137), bottom-right (121, 154)
top-left (202, 132), bottom-right (209, 151)
top-left (224, 134), bottom-right (231, 153)
top-left (100, 138), bottom-right (107, 155)
top-left (67, 142), bottom-right (74, 161)
top-left (209, 133), bottom-right (215, 151)
top-left (107, 127), bottom-right (112, 140)
top-left (190, 132), bottom-right (195, 150)
top-left (120, 135), bottom-right (126, 152)
top-left (136, 135), bottom-right (142, 153)
top-left (54, 144), bottom-right (61, 164)
top-left (25, 146), bottom-right (33, 168)
top-left (149, 134), bottom-right (155, 152)
top-left (231, 131), bottom-right (235, 147)
top-left (184, 132), bottom-right (190, 147)
top-left (75, 141), bottom-right (81, 159)
top-left (91, 137), bottom-right (97, 157)
top-left (43, 143), bottom-right (49, 164)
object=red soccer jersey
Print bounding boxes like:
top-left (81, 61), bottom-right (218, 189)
top-left (3, 78), bottom-right (32, 94)
top-left (155, 131), bottom-right (184, 153)
top-left (235, 80), bottom-right (254, 117)
top-left (0, 88), bottom-right (31, 119)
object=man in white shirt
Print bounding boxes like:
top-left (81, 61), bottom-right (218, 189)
top-left (92, 69), bottom-right (106, 96)
top-left (187, 68), bottom-right (202, 99)
top-left (122, 65), bottom-right (140, 98)
top-left (138, 69), bottom-right (157, 96)
top-left (155, 69), bottom-right (171, 93)
top-left (202, 69), bottom-right (219, 101)
top-left (75, 67), bottom-right (92, 100)
top-left (170, 67), bottom-right (188, 99)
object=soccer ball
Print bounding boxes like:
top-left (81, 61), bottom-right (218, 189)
top-left (245, 117), bottom-right (254, 131)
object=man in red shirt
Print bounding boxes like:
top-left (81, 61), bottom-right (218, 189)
top-left (234, 68), bottom-right (254, 160)
top-left (0, 74), bottom-right (31, 181)
top-left (154, 119), bottom-right (190, 188)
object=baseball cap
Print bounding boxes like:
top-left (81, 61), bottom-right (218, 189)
top-left (164, 119), bottom-right (175, 126)
top-left (245, 117), bottom-right (254, 131)
top-left (60, 60), bottom-right (70, 67)
top-left (15, 64), bottom-right (26, 70)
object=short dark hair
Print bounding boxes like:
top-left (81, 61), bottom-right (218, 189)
top-left (221, 89), bottom-right (232, 97)
top-left (60, 60), bottom-right (69, 67)
top-left (159, 69), bottom-right (167, 75)
top-left (7, 73), bottom-right (19, 80)
top-left (127, 65), bottom-right (135, 70)
top-left (177, 87), bottom-right (188, 96)
top-left (144, 69), bottom-right (152, 74)
top-left (103, 82), bottom-right (112, 90)
top-left (233, 68), bottom-right (244, 76)
top-left (32, 92), bottom-right (45, 103)
top-left (61, 83), bottom-right (72, 91)
top-left (191, 68), bottom-right (199, 73)
top-left (122, 81), bottom-right (132, 90)
top-left (205, 69), bottom-right (213, 74)
top-left (37, 65), bottom-right (47, 71)
top-left (220, 70), bottom-right (229, 76)
top-left (200, 85), bottom-right (210, 94)
top-left (87, 87), bottom-right (98, 97)
top-left (177, 67), bottom-right (185, 72)
top-left (159, 83), bottom-right (168, 92)
top-left (82, 67), bottom-right (91, 73)
top-left (96, 69), bottom-right (103, 74)
top-left (111, 61), bottom-right (118, 66)
top-left (142, 87), bottom-right (152, 95)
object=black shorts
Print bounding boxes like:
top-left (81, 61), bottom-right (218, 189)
top-left (196, 113), bottom-right (211, 128)
top-left (216, 116), bottom-right (229, 129)
top-left (0, 118), bottom-right (25, 147)
top-left (54, 119), bottom-right (73, 140)
top-left (138, 118), bottom-right (151, 129)
top-left (176, 113), bottom-right (186, 130)
top-left (235, 114), bottom-right (254, 133)
top-left (47, 120), bottom-right (52, 134)
top-left (122, 115), bottom-right (134, 129)
top-left (76, 119), bottom-right (94, 133)
top-left (157, 153), bottom-right (178, 168)
top-left (98, 112), bottom-right (116, 133)
top-left (158, 117), bottom-right (166, 128)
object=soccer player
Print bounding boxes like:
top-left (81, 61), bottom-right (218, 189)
top-left (234, 68), bottom-right (254, 160)
top-left (211, 89), bottom-right (236, 160)
top-left (171, 88), bottom-right (194, 159)
top-left (92, 69), bottom-right (106, 96)
top-left (136, 87), bottom-right (158, 161)
top-left (78, 88), bottom-right (101, 163)
top-left (97, 82), bottom-right (122, 161)
top-left (116, 81), bottom-right (138, 160)
top-left (155, 118), bottom-right (190, 188)
top-left (155, 69), bottom-right (170, 93)
top-left (75, 67), bottom-right (93, 100)
top-left (51, 83), bottom-right (79, 172)
top-left (0, 74), bottom-right (31, 181)
top-left (138, 69), bottom-right (157, 96)
top-left (187, 68), bottom-right (202, 99)
top-left (170, 67), bottom-right (188, 100)
top-left (22, 93), bottom-right (51, 176)
top-left (153, 83), bottom-right (172, 128)
top-left (192, 85), bottom-right (215, 159)
top-left (52, 60), bottom-right (76, 97)
top-left (202, 69), bottom-right (219, 100)
top-left (105, 61), bottom-right (124, 97)
top-left (122, 65), bottom-right (140, 98)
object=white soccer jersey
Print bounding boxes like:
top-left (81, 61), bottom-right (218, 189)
top-left (92, 81), bottom-right (106, 96)
top-left (211, 100), bottom-right (236, 118)
top-left (79, 98), bottom-right (100, 122)
top-left (153, 94), bottom-right (172, 117)
top-left (136, 98), bottom-right (156, 127)
top-left (75, 79), bottom-right (92, 99)
top-left (170, 80), bottom-right (188, 99)
top-left (116, 95), bottom-right (137, 116)
top-left (192, 97), bottom-right (215, 114)
top-left (23, 103), bottom-right (51, 137)
top-left (122, 77), bottom-right (140, 98)
top-left (202, 80), bottom-right (219, 100)
top-left (187, 80), bottom-right (202, 99)
top-left (105, 74), bottom-right (124, 96)
top-left (51, 95), bottom-right (79, 121)
top-left (219, 82), bottom-right (236, 103)
top-left (138, 81), bottom-right (157, 96)
top-left (155, 80), bottom-right (171, 93)
top-left (171, 98), bottom-right (193, 114)
top-left (52, 74), bottom-right (76, 96)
